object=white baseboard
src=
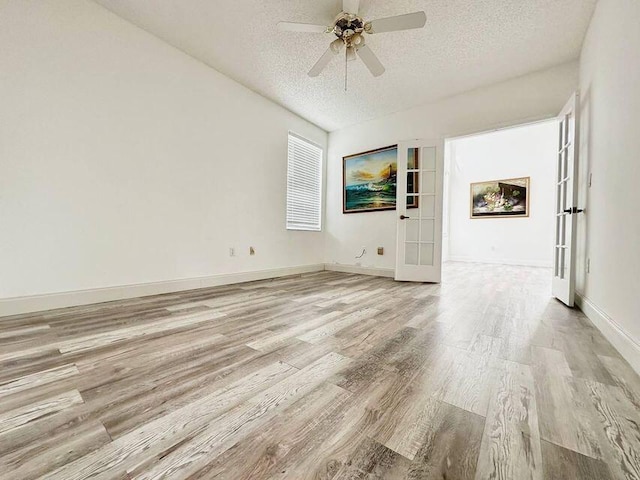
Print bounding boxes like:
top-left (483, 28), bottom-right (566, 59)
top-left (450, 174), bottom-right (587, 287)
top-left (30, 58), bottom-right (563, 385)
top-left (575, 292), bottom-right (640, 376)
top-left (324, 263), bottom-right (395, 278)
top-left (448, 256), bottom-right (553, 268)
top-left (0, 264), bottom-right (325, 317)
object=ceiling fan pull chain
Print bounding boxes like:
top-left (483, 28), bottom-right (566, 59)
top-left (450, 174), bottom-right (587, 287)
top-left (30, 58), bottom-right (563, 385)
top-left (344, 47), bottom-right (348, 92)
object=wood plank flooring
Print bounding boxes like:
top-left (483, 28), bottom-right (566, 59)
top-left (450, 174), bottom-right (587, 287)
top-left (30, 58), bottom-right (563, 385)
top-left (1, 263), bottom-right (639, 479)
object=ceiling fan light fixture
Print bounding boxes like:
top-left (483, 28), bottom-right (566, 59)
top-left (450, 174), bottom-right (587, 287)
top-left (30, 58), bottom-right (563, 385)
top-left (330, 38), bottom-right (344, 54)
top-left (351, 33), bottom-right (364, 48)
top-left (346, 46), bottom-right (357, 61)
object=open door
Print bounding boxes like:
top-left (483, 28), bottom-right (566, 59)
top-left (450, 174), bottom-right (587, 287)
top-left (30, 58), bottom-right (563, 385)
top-left (395, 139), bottom-right (444, 282)
top-left (552, 93), bottom-right (581, 306)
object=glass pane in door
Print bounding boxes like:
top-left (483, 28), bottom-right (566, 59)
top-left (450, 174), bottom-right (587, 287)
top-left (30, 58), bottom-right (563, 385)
top-left (422, 147), bottom-right (436, 170)
top-left (420, 171), bottom-right (435, 194)
top-left (420, 195), bottom-right (436, 218)
top-left (407, 148), bottom-right (418, 169)
top-left (420, 243), bottom-right (434, 265)
top-left (407, 172), bottom-right (418, 194)
top-left (405, 243), bottom-right (418, 265)
top-left (420, 220), bottom-right (435, 242)
top-left (405, 220), bottom-right (419, 242)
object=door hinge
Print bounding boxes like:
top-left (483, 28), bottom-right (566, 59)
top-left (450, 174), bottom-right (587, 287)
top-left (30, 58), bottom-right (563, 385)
top-left (563, 207), bottom-right (584, 214)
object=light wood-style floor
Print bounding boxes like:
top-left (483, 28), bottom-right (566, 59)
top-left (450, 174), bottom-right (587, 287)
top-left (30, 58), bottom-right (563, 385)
top-left (1, 263), bottom-right (639, 479)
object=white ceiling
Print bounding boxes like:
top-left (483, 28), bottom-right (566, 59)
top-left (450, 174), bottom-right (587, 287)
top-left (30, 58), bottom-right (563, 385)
top-left (92, 0), bottom-right (597, 131)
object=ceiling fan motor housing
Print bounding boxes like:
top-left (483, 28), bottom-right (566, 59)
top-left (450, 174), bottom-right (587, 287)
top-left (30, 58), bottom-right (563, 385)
top-left (333, 13), bottom-right (365, 48)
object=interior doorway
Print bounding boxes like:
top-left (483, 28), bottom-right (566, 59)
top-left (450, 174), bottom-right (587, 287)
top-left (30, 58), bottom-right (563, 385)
top-left (442, 120), bottom-right (560, 268)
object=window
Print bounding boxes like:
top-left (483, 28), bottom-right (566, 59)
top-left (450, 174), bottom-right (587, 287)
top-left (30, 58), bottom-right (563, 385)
top-left (286, 132), bottom-right (323, 231)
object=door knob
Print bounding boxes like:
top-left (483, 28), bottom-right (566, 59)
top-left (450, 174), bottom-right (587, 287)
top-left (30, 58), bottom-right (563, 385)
top-left (400, 215), bottom-right (410, 220)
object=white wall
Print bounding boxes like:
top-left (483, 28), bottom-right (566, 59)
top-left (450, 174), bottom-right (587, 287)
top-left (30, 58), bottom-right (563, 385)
top-left (447, 121), bottom-right (558, 267)
top-left (575, 0), bottom-right (640, 371)
top-left (325, 62), bottom-right (579, 273)
top-left (0, 0), bottom-right (327, 306)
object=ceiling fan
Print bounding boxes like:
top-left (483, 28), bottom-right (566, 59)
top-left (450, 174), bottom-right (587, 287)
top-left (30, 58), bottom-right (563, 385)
top-left (277, 0), bottom-right (427, 83)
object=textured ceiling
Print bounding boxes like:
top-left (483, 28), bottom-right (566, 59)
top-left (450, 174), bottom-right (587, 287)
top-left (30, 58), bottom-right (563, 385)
top-left (92, 0), bottom-right (596, 131)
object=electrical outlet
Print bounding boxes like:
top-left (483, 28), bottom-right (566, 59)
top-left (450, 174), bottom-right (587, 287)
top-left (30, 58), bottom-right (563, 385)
top-left (229, 247), bottom-right (235, 257)
top-left (249, 246), bottom-right (255, 255)
top-left (377, 247), bottom-right (384, 255)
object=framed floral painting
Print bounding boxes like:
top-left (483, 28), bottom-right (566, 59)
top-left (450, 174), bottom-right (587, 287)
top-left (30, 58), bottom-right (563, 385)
top-left (470, 177), bottom-right (529, 218)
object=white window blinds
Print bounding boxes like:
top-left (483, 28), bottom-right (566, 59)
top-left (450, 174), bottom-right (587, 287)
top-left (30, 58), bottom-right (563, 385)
top-left (286, 132), bottom-right (323, 231)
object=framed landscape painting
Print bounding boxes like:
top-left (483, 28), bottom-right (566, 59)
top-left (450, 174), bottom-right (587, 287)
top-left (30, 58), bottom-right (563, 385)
top-left (343, 145), bottom-right (418, 213)
top-left (343, 145), bottom-right (398, 213)
top-left (470, 177), bottom-right (530, 218)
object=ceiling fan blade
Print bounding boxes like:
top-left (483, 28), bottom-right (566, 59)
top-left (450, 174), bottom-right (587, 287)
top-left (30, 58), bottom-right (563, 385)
top-left (277, 22), bottom-right (328, 33)
top-left (357, 45), bottom-right (385, 77)
top-left (342, 0), bottom-right (360, 14)
top-left (308, 47), bottom-right (339, 77)
top-left (365, 11), bottom-right (427, 34)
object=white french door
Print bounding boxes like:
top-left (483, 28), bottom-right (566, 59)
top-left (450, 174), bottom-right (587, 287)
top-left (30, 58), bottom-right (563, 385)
top-left (395, 139), bottom-right (444, 282)
top-left (552, 93), bottom-right (581, 306)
